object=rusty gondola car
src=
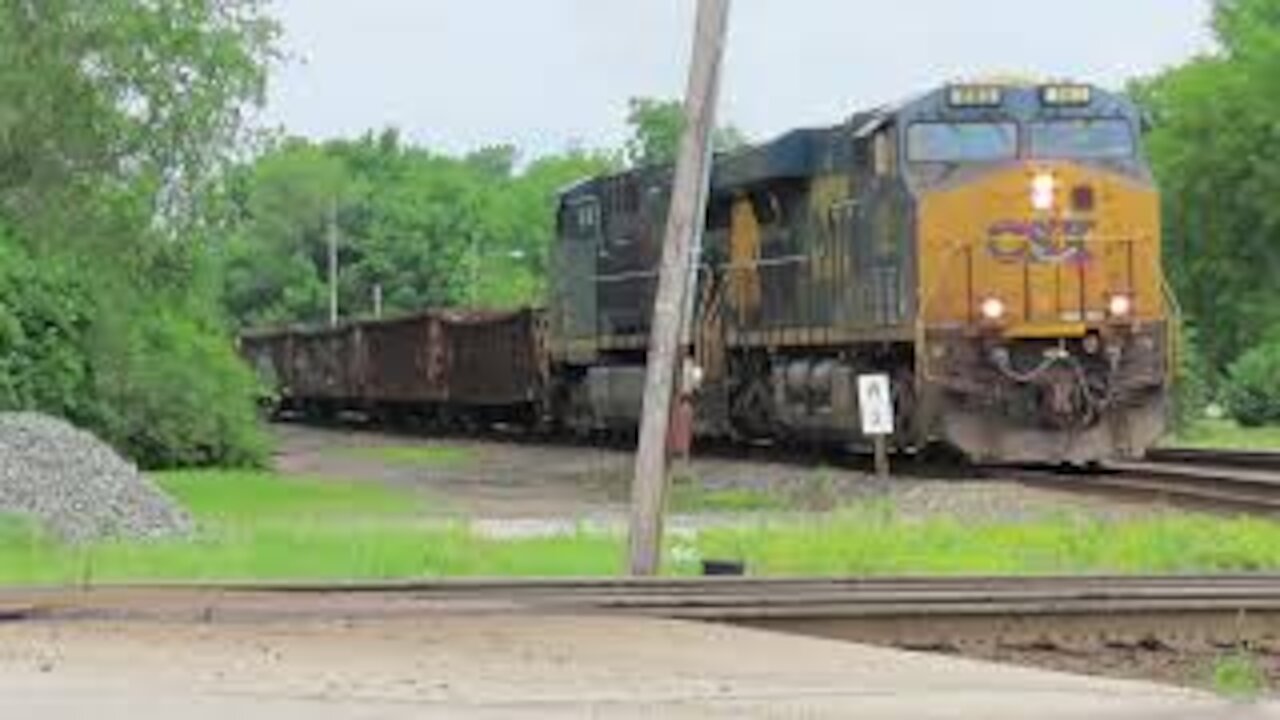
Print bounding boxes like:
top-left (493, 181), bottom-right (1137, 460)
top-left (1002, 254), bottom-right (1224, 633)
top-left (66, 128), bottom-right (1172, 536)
top-left (240, 309), bottom-right (545, 425)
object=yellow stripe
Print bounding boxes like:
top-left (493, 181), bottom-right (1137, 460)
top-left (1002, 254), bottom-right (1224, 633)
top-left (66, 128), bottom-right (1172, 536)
top-left (1004, 322), bottom-right (1088, 339)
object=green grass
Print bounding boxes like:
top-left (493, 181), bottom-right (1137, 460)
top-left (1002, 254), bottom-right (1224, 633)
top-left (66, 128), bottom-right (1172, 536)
top-left (694, 507), bottom-right (1280, 576)
top-left (13, 472), bottom-right (1280, 583)
top-left (158, 470), bottom-right (413, 521)
top-left (1171, 419), bottom-right (1280, 450)
top-left (337, 444), bottom-right (474, 468)
top-left (668, 477), bottom-right (787, 513)
top-left (1210, 650), bottom-right (1269, 700)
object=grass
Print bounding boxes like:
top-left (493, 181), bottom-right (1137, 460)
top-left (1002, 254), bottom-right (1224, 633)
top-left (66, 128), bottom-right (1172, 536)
top-left (668, 475), bottom-right (787, 513)
top-left (693, 506), bottom-right (1280, 576)
top-left (13, 471), bottom-right (1280, 582)
top-left (1171, 419), bottom-right (1280, 451)
top-left (1210, 650), bottom-right (1269, 700)
top-left (337, 444), bottom-right (474, 468)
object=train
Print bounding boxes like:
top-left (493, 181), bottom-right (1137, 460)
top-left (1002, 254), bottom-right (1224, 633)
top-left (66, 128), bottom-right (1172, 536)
top-left (241, 79), bottom-right (1174, 464)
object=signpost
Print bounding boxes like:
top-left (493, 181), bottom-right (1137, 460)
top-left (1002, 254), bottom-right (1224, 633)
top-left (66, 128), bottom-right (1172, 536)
top-left (858, 374), bottom-right (894, 480)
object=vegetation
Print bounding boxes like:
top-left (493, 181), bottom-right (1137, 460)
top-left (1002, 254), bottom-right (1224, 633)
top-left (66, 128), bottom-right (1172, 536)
top-left (667, 475), bottom-right (787, 513)
top-left (0, 0), bottom-right (276, 468)
top-left (1173, 419), bottom-right (1280, 450)
top-left (1223, 340), bottom-right (1280, 426)
top-left (1210, 650), bottom-right (1269, 700)
top-left (1139, 0), bottom-right (1280, 420)
top-left (11, 474), bottom-right (1280, 582)
top-left (338, 444), bottom-right (476, 468)
top-left (221, 135), bottom-right (615, 326)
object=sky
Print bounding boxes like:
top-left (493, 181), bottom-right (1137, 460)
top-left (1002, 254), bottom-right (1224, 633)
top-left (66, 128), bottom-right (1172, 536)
top-left (265, 1), bottom-right (1214, 157)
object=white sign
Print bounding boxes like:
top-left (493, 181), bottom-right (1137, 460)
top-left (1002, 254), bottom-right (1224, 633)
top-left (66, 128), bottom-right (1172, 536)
top-left (858, 374), bottom-right (894, 436)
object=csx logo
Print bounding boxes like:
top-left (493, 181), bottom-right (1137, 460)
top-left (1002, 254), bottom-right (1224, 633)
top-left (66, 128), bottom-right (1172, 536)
top-left (986, 219), bottom-right (1095, 265)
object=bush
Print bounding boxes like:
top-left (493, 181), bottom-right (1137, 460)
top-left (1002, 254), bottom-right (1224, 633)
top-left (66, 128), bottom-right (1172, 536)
top-left (1224, 340), bottom-right (1280, 427)
top-left (0, 235), bottom-right (268, 469)
top-left (1172, 323), bottom-right (1213, 431)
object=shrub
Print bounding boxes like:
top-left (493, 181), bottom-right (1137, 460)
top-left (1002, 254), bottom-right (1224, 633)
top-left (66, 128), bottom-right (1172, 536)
top-left (1224, 340), bottom-right (1280, 427)
top-left (0, 235), bottom-right (268, 469)
top-left (1171, 323), bottom-right (1213, 431)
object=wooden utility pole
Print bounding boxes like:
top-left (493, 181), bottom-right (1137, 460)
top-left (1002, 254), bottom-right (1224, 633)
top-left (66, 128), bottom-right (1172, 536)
top-left (628, 0), bottom-right (731, 576)
top-left (327, 200), bottom-right (339, 327)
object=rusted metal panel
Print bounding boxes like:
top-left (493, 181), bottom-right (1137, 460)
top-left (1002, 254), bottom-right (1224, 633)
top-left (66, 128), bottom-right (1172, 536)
top-left (360, 313), bottom-right (445, 403)
top-left (246, 309), bottom-right (545, 410)
top-left (288, 325), bottom-right (362, 401)
top-left (441, 308), bottom-right (543, 406)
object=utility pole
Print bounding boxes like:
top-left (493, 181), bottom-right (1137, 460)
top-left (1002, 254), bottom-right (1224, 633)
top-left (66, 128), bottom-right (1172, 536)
top-left (629, 0), bottom-right (731, 577)
top-left (327, 200), bottom-right (339, 327)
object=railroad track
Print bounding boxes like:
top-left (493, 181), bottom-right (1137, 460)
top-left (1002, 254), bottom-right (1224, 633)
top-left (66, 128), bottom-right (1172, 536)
top-left (7, 575), bottom-right (1280, 650)
top-left (996, 447), bottom-right (1280, 514)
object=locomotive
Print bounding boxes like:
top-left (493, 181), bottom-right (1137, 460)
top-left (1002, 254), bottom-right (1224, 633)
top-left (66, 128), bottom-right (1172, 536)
top-left (243, 80), bottom-right (1173, 464)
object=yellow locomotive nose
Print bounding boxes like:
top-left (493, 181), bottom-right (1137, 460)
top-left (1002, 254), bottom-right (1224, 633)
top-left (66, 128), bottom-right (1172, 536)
top-left (918, 161), bottom-right (1162, 336)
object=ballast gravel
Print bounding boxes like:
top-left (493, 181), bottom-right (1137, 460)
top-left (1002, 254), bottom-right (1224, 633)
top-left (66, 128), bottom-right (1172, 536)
top-left (0, 413), bottom-right (192, 542)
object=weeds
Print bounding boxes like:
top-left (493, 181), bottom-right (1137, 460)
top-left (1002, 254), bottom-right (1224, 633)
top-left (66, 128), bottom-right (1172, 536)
top-left (1210, 649), bottom-right (1269, 700)
top-left (337, 444), bottom-right (474, 468)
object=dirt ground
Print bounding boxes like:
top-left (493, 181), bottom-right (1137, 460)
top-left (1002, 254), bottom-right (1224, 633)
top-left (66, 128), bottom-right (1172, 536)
top-left (273, 423), bottom-right (1155, 527)
top-left (0, 613), bottom-right (1232, 719)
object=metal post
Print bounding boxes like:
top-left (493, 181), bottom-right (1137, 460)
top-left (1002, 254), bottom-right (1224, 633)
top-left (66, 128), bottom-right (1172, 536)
top-left (629, 0), bottom-right (731, 577)
top-left (874, 436), bottom-right (889, 481)
top-left (327, 200), bottom-right (339, 327)
top-left (373, 283), bottom-right (383, 320)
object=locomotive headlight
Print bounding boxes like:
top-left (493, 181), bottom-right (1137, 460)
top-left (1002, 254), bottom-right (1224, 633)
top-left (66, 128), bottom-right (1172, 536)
top-left (980, 297), bottom-right (1007, 322)
top-left (1031, 173), bottom-right (1056, 211)
top-left (1109, 294), bottom-right (1134, 318)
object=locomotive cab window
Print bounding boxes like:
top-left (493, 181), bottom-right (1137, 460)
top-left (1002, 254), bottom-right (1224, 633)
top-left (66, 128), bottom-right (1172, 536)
top-left (907, 121), bottom-right (1018, 163)
top-left (1028, 118), bottom-right (1135, 159)
top-left (563, 198), bottom-right (600, 240)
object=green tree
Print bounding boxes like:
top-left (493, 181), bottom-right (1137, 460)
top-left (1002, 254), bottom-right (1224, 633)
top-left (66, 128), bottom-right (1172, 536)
top-left (624, 97), bottom-right (748, 167)
top-left (1138, 0), bottom-right (1280, 380)
top-left (0, 0), bottom-right (278, 468)
top-left (224, 133), bottom-right (615, 326)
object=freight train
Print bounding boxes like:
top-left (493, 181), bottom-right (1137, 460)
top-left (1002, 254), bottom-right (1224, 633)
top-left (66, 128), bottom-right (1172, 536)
top-left (242, 80), bottom-right (1174, 464)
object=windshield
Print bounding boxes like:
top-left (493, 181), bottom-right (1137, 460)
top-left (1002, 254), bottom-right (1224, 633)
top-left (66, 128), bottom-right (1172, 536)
top-left (907, 122), bottom-right (1018, 163)
top-left (1029, 119), bottom-right (1134, 159)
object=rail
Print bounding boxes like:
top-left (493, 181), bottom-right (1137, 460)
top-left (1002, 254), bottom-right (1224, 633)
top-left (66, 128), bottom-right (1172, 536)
top-left (10, 576), bottom-right (1280, 649)
top-left (1000, 449), bottom-right (1280, 515)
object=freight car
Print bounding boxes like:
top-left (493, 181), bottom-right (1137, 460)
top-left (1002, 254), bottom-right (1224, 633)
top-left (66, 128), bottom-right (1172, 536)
top-left (548, 80), bottom-right (1173, 463)
top-left (240, 309), bottom-right (545, 427)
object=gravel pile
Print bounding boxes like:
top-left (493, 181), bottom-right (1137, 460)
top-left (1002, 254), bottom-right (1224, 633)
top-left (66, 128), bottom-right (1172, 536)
top-left (0, 413), bottom-right (193, 542)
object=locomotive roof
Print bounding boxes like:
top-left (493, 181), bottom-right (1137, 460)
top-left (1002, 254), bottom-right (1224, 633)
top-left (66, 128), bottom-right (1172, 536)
top-left (559, 81), bottom-right (1134, 203)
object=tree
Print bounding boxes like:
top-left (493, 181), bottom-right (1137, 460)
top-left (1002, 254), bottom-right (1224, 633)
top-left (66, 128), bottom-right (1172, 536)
top-left (1138, 0), bottom-right (1280, 377)
top-left (624, 97), bottom-right (747, 167)
top-left (0, 0), bottom-right (279, 468)
top-left (223, 132), bottom-right (616, 327)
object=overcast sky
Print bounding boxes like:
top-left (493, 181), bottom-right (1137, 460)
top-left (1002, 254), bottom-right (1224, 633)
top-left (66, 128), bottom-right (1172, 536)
top-left (265, 1), bottom-right (1213, 157)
